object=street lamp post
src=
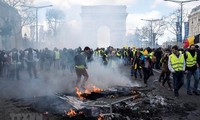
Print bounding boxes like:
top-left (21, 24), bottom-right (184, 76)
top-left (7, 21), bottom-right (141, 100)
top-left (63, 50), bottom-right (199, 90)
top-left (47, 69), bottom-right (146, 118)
top-left (164, 0), bottom-right (199, 46)
top-left (141, 19), bottom-right (162, 48)
top-left (22, 5), bottom-right (53, 46)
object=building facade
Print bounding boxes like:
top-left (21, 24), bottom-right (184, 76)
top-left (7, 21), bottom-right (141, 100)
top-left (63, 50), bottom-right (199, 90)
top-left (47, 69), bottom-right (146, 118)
top-left (0, 1), bottom-right (21, 50)
top-left (188, 5), bottom-right (200, 36)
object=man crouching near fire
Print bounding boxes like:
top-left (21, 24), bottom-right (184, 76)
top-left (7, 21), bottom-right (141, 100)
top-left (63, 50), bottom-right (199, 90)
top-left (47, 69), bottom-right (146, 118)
top-left (74, 46), bottom-right (90, 90)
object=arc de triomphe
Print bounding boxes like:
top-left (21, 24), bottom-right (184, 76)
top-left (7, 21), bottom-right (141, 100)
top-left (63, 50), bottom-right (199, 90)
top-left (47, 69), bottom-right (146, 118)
top-left (81, 5), bottom-right (128, 48)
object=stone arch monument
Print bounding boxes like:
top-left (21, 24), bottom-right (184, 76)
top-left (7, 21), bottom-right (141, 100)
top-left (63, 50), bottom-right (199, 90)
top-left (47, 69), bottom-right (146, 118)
top-left (81, 5), bottom-right (128, 48)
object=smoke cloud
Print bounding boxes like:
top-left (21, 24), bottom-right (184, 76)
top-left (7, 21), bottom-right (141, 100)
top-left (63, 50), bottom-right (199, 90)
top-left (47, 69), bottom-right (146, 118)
top-left (87, 60), bottom-right (139, 89)
top-left (0, 58), bottom-right (139, 99)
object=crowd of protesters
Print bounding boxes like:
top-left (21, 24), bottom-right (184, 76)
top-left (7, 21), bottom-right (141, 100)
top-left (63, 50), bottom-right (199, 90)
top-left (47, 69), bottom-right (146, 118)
top-left (0, 47), bottom-right (77, 80)
top-left (0, 44), bottom-right (199, 97)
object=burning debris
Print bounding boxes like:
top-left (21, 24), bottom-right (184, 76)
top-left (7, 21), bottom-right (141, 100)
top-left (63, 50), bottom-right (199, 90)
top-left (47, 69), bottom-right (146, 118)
top-left (7, 85), bottom-right (199, 120)
top-left (73, 84), bottom-right (104, 100)
top-left (66, 108), bottom-right (77, 116)
top-left (56, 86), bottom-right (179, 119)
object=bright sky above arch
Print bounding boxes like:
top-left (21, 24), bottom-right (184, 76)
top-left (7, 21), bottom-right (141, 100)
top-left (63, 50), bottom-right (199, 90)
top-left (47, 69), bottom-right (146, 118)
top-left (32, 0), bottom-right (200, 45)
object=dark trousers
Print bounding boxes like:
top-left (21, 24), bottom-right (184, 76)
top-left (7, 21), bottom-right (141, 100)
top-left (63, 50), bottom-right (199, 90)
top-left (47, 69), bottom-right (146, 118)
top-left (9, 63), bottom-right (21, 80)
top-left (131, 67), bottom-right (142, 79)
top-left (27, 62), bottom-right (37, 79)
top-left (162, 71), bottom-right (171, 88)
top-left (172, 71), bottom-right (184, 96)
top-left (143, 68), bottom-right (151, 84)
top-left (134, 68), bottom-right (142, 79)
top-left (10, 67), bottom-right (20, 80)
top-left (155, 58), bottom-right (161, 69)
top-left (186, 69), bottom-right (199, 93)
top-left (158, 71), bottom-right (165, 82)
top-left (0, 63), bottom-right (3, 77)
top-left (75, 67), bottom-right (88, 88)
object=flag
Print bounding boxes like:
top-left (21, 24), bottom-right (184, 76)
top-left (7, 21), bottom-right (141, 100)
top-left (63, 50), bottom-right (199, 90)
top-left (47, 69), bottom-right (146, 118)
top-left (176, 22), bottom-right (181, 42)
top-left (183, 34), bottom-right (200, 48)
top-left (184, 22), bottom-right (189, 40)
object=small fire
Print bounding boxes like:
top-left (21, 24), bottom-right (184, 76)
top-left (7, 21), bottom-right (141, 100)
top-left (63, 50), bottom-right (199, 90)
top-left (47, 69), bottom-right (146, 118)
top-left (75, 87), bottom-right (85, 100)
top-left (84, 88), bottom-right (91, 94)
top-left (67, 108), bottom-right (77, 116)
top-left (98, 113), bottom-right (104, 120)
top-left (91, 85), bottom-right (103, 92)
top-left (85, 83), bottom-right (103, 93)
top-left (75, 84), bottom-right (103, 99)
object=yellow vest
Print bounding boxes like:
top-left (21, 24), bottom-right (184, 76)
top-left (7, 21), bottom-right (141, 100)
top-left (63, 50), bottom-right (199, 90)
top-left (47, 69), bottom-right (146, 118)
top-left (103, 54), bottom-right (108, 63)
top-left (94, 50), bottom-right (98, 56)
top-left (132, 50), bottom-right (136, 56)
top-left (169, 53), bottom-right (184, 71)
top-left (54, 51), bottom-right (60, 60)
top-left (149, 52), bottom-right (154, 59)
top-left (124, 51), bottom-right (128, 56)
top-left (116, 51), bottom-right (121, 57)
top-left (140, 51), bottom-right (144, 55)
top-left (75, 65), bottom-right (85, 69)
top-left (186, 51), bottom-right (197, 67)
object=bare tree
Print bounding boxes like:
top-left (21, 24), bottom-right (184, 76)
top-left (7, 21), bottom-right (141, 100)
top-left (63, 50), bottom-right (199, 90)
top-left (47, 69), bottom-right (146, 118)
top-left (135, 20), bottom-right (166, 47)
top-left (2, 0), bottom-right (35, 48)
top-left (0, 17), bottom-right (12, 49)
top-left (162, 8), bottom-right (189, 36)
top-left (3, 0), bottom-right (35, 28)
top-left (46, 8), bottom-right (65, 37)
top-left (2, 0), bottom-right (33, 8)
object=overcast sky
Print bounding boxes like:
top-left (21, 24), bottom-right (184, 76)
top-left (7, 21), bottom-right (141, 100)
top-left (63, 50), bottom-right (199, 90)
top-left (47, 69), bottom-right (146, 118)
top-left (32, 0), bottom-right (200, 45)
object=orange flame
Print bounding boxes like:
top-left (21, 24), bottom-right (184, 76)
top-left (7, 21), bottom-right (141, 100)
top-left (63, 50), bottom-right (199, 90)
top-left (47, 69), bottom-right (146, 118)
top-left (84, 88), bottom-right (91, 94)
top-left (91, 85), bottom-right (103, 92)
top-left (67, 109), bottom-right (77, 116)
top-left (98, 113), bottom-right (103, 120)
top-left (75, 87), bottom-right (85, 100)
top-left (85, 83), bottom-right (103, 93)
top-left (75, 84), bottom-right (103, 99)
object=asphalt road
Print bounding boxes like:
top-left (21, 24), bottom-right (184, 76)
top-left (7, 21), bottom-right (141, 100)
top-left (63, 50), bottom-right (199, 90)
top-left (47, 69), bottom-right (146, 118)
top-left (0, 63), bottom-right (200, 120)
top-left (123, 65), bottom-right (200, 120)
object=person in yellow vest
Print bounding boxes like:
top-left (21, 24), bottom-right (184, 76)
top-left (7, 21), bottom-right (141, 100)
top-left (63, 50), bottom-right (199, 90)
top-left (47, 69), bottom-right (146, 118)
top-left (116, 49), bottom-right (122, 59)
top-left (102, 51), bottom-right (108, 66)
top-left (184, 44), bottom-right (199, 95)
top-left (74, 46), bottom-right (90, 90)
top-left (168, 45), bottom-right (185, 97)
top-left (94, 48), bottom-right (100, 57)
top-left (131, 49), bottom-right (143, 79)
top-left (123, 49), bottom-right (129, 65)
top-left (53, 48), bottom-right (61, 70)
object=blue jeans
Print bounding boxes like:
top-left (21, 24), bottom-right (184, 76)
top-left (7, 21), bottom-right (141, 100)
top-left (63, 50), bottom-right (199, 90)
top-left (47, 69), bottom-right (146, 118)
top-left (131, 66), bottom-right (134, 76)
top-left (131, 67), bottom-right (142, 78)
top-left (186, 69), bottom-right (199, 92)
top-left (124, 57), bottom-right (128, 65)
top-left (172, 71), bottom-right (184, 96)
top-left (199, 67), bottom-right (200, 79)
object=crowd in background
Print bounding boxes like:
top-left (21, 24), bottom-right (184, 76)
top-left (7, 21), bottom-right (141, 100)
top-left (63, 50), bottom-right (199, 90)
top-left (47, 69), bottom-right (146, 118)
top-left (0, 45), bottom-right (200, 97)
